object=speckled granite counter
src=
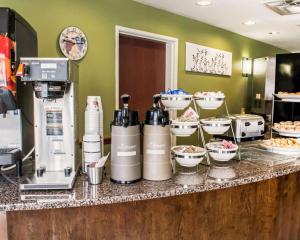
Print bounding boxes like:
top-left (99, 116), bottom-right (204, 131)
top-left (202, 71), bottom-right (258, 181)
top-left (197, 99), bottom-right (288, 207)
top-left (0, 145), bottom-right (300, 212)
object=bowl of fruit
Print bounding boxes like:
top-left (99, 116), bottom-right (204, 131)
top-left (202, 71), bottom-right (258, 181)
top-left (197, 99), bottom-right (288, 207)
top-left (170, 107), bottom-right (199, 137)
top-left (206, 140), bottom-right (238, 162)
top-left (171, 145), bottom-right (207, 167)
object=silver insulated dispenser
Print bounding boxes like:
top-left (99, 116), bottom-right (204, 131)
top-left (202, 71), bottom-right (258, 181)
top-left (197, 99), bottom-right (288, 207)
top-left (110, 94), bottom-right (141, 184)
top-left (143, 94), bottom-right (172, 181)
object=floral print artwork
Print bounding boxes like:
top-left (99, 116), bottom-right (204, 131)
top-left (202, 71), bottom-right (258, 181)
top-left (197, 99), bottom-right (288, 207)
top-left (185, 42), bottom-right (232, 76)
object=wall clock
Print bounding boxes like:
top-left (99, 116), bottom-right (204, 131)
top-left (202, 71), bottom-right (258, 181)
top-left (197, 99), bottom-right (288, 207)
top-left (59, 26), bottom-right (88, 61)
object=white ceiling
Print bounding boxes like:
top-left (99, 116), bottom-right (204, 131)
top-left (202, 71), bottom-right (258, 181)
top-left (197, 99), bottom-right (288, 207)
top-left (134, 0), bottom-right (300, 52)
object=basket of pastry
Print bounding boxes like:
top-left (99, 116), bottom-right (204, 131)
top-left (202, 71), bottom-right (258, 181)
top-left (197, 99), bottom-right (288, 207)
top-left (273, 121), bottom-right (300, 137)
top-left (275, 92), bottom-right (300, 101)
top-left (260, 138), bottom-right (300, 155)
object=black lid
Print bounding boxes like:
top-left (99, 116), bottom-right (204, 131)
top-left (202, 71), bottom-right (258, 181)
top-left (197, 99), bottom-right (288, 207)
top-left (145, 94), bottom-right (169, 126)
top-left (111, 94), bottom-right (139, 127)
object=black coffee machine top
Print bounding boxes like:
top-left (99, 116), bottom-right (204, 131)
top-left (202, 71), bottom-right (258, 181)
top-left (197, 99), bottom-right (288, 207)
top-left (112, 94), bottom-right (139, 128)
top-left (145, 94), bottom-right (169, 126)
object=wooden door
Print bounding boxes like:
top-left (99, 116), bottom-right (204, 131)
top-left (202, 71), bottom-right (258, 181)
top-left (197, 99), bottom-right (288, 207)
top-left (119, 34), bottom-right (166, 122)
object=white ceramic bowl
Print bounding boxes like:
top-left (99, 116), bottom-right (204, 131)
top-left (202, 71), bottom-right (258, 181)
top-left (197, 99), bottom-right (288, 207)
top-left (200, 118), bottom-right (231, 135)
top-left (161, 94), bottom-right (193, 110)
top-left (170, 121), bottom-right (199, 137)
top-left (194, 96), bottom-right (225, 110)
top-left (206, 142), bottom-right (238, 162)
top-left (171, 145), bottom-right (206, 167)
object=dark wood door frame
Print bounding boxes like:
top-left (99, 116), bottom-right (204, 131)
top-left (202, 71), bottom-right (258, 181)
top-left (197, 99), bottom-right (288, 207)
top-left (119, 34), bottom-right (166, 122)
top-left (115, 26), bottom-right (178, 110)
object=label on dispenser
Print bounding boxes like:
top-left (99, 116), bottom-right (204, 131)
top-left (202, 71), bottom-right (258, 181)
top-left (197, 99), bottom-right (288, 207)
top-left (146, 143), bottom-right (166, 155)
top-left (116, 144), bottom-right (137, 157)
top-left (46, 108), bottom-right (63, 136)
top-left (146, 149), bottom-right (165, 155)
top-left (117, 151), bottom-right (136, 157)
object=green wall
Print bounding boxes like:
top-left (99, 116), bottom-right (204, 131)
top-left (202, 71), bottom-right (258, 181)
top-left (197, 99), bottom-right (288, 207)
top-left (1, 0), bottom-right (284, 141)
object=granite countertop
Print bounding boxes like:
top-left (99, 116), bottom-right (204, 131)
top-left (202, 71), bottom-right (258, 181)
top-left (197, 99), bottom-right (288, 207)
top-left (0, 145), bottom-right (300, 212)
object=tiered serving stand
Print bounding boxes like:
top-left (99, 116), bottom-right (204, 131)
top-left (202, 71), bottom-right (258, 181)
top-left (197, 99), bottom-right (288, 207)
top-left (161, 92), bottom-right (240, 175)
top-left (193, 94), bottom-right (241, 163)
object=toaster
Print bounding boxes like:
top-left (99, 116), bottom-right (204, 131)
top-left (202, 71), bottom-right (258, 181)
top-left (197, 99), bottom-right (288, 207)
top-left (220, 114), bottom-right (265, 142)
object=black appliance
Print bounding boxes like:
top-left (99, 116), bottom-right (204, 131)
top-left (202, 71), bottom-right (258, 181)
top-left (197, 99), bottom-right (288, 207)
top-left (0, 8), bottom-right (37, 172)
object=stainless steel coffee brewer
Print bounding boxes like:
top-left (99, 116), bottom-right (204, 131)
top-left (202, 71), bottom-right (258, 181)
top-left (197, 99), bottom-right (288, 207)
top-left (19, 58), bottom-right (80, 190)
top-left (143, 94), bottom-right (172, 181)
top-left (111, 94), bottom-right (141, 184)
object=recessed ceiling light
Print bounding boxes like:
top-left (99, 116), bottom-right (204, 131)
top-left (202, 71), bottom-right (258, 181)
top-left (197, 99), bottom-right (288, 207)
top-left (195, 1), bottom-right (212, 6)
top-left (243, 20), bottom-right (256, 26)
top-left (269, 31), bottom-right (280, 35)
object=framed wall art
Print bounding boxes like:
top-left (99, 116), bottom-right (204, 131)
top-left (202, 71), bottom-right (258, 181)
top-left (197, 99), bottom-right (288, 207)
top-left (185, 42), bottom-right (232, 76)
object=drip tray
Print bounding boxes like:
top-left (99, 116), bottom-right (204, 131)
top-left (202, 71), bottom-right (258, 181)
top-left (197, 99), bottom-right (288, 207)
top-left (20, 171), bottom-right (77, 190)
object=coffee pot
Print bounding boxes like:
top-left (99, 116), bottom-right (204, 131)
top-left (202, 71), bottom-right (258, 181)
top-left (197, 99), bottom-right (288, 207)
top-left (143, 94), bottom-right (172, 181)
top-left (110, 94), bottom-right (141, 184)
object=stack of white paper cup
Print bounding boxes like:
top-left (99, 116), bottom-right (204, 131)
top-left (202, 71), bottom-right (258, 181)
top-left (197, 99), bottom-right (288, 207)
top-left (83, 96), bottom-right (104, 173)
top-left (85, 96), bottom-right (100, 135)
top-left (82, 134), bottom-right (101, 172)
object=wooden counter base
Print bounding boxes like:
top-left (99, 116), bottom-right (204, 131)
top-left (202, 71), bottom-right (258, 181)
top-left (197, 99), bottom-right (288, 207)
top-left (4, 171), bottom-right (300, 240)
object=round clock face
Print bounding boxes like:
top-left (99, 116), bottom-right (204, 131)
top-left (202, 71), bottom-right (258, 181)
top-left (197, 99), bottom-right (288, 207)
top-left (59, 27), bottom-right (88, 61)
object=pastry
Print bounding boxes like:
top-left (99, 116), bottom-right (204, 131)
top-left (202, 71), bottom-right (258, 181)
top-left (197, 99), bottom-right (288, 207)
top-left (273, 121), bottom-right (300, 132)
top-left (263, 138), bottom-right (300, 148)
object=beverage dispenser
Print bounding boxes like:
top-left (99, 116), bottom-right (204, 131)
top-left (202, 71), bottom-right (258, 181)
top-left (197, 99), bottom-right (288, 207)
top-left (110, 94), bottom-right (141, 184)
top-left (143, 94), bottom-right (172, 181)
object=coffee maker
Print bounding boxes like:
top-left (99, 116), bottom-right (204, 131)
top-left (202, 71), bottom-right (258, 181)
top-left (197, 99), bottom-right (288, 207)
top-left (19, 58), bottom-right (80, 190)
top-left (110, 94), bottom-right (141, 184)
top-left (143, 94), bottom-right (172, 181)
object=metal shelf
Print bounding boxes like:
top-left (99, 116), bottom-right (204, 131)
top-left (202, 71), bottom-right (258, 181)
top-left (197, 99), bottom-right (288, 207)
top-left (273, 94), bottom-right (300, 103)
top-left (270, 94), bottom-right (300, 139)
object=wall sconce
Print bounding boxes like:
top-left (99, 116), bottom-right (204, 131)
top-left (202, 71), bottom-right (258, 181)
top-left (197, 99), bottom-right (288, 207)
top-left (242, 57), bottom-right (252, 77)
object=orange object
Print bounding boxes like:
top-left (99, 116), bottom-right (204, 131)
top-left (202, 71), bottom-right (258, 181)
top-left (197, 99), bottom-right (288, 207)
top-left (16, 63), bottom-right (25, 77)
top-left (0, 35), bottom-right (16, 94)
